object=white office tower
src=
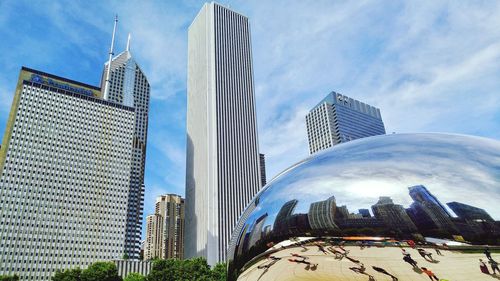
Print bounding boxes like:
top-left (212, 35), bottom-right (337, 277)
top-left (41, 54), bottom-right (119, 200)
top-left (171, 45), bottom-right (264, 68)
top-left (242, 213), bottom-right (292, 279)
top-left (0, 67), bottom-right (135, 280)
top-left (186, 2), bottom-right (261, 264)
top-left (101, 36), bottom-right (151, 259)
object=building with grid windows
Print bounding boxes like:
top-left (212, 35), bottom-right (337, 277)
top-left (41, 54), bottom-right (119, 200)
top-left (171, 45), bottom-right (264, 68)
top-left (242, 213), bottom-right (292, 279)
top-left (0, 67), bottom-right (135, 280)
top-left (144, 194), bottom-right (185, 260)
top-left (186, 3), bottom-right (261, 264)
top-left (100, 41), bottom-right (150, 259)
top-left (306, 92), bottom-right (386, 154)
top-left (144, 214), bottom-right (163, 260)
top-left (259, 153), bottom-right (267, 187)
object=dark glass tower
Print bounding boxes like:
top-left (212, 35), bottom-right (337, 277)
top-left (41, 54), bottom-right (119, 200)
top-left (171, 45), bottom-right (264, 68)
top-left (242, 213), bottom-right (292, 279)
top-left (407, 185), bottom-right (458, 235)
top-left (447, 201), bottom-right (494, 222)
top-left (306, 91), bottom-right (386, 154)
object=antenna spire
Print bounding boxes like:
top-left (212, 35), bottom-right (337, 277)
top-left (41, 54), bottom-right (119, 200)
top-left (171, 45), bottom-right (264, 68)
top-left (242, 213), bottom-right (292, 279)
top-left (126, 33), bottom-right (131, 52)
top-left (103, 15), bottom-right (118, 100)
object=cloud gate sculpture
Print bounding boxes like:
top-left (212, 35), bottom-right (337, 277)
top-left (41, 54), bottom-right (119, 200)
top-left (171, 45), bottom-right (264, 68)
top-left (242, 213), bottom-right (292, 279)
top-left (227, 133), bottom-right (500, 281)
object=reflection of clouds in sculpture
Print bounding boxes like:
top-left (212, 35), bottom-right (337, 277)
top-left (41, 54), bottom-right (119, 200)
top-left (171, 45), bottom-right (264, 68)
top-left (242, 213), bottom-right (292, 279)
top-left (259, 133), bottom-right (500, 219)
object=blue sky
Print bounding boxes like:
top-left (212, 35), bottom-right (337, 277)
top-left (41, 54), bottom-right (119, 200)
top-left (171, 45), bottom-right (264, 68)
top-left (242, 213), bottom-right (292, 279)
top-left (0, 1), bottom-right (499, 239)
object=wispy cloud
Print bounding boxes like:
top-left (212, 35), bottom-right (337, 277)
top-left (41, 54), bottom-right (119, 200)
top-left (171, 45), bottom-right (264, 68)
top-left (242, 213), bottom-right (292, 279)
top-left (233, 0), bottom-right (500, 178)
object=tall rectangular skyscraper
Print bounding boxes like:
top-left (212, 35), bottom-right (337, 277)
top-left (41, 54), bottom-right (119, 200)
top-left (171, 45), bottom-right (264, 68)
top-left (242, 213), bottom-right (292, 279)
top-left (0, 67), bottom-right (135, 280)
top-left (100, 43), bottom-right (150, 258)
top-left (186, 2), bottom-right (261, 264)
top-left (306, 91), bottom-right (386, 154)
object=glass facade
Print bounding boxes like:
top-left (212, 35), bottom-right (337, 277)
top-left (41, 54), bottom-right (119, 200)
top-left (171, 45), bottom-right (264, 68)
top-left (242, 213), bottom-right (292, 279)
top-left (101, 49), bottom-right (150, 259)
top-left (306, 92), bottom-right (386, 154)
top-left (228, 133), bottom-right (500, 281)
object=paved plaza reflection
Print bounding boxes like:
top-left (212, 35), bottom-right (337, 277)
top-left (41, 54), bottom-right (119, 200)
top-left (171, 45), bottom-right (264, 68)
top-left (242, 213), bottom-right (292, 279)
top-left (227, 133), bottom-right (500, 280)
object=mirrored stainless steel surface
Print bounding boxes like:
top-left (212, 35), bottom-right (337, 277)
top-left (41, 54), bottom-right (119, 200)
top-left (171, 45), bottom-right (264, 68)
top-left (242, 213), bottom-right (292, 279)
top-left (227, 133), bottom-right (500, 281)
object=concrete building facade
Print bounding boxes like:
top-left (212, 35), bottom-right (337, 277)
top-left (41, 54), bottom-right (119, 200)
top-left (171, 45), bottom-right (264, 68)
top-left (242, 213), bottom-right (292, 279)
top-left (155, 194), bottom-right (185, 259)
top-left (185, 2), bottom-right (261, 264)
top-left (0, 67), bottom-right (135, 280)
top-left (144, 214), bottom-right (164, 260)
top-left (144, 194), bottom-right (185, 260)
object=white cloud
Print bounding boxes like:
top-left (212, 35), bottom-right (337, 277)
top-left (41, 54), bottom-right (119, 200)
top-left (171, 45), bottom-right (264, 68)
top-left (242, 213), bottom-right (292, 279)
top-left (233, 1), bottom-right (500, 180)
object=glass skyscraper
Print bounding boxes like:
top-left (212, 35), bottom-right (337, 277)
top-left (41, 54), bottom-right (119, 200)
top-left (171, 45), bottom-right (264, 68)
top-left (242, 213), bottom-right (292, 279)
top-left (100, 42), bottom-right (150, 259)
top-left (306, 91), bottom-right (386, 154)
top-left (0, 67), bottom-right (135, 280)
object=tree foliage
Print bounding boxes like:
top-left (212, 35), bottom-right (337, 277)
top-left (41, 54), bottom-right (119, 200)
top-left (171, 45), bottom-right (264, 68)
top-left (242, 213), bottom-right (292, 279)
top-left (0, 275), bottom-right (19, 281)
top-left (124, 273), bottom-right (145, 281)
top-left (51, 262), bottom-right (121, 281)
top-left (52, 268), bottom-right (82, 281)
top-left (80, 262), bottom-right (122, 281)
top-left (146, 258), bottom-right (226, 281)
top-left (210, 263), bottom-right (227, 281)
top-left (49, 258), bottom-right (225, 281)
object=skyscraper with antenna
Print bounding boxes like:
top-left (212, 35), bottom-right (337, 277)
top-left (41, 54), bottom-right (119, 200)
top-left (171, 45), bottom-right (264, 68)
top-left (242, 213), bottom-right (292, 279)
top-left (101, 17), bottom-right (151, 259)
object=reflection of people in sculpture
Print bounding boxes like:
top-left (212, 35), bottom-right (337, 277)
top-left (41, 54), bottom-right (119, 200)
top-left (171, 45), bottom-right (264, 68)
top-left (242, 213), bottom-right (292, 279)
top-left (345, 256), bottom-right (360, 264)
top-left (359, 241), bottom-right (369, 250)
top-left (327, 246), bottom-right (348, 260)
top-left (287, 258), bottom-right (318, 270)
top-left (407, 240), bottom-right (416, 248)
top-left (257, 255), bottom-right (281, 269)
top-left (489, 259), bottom-right (500, 274)
top-left (314, 242), bottom-right (328, 255)
top-left (291, 253), bottom-right (308, 259)
top-left (294, 241), bottom-right (308, 252)
top-left (417, 248), bottom-right (435, 262)
top-left (256, 255), bottom-right (281, 281)
top-left (349, 263), bottom-right (375, 280)
top-left (421, 267), bottom-right (439, 281)
top-left (479, 259), bottom-right (490, 274)
top-left (484, 247), bottom-right (492, 260)
top-left (372, 266), bottom-right (398, 281)
top-left (433, 245), bottom-right (443, 256)
top-left (402, 249), bottom-right (418, 268)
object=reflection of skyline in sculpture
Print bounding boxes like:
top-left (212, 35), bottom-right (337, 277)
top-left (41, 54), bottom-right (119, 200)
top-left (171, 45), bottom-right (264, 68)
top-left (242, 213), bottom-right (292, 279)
top-left (308, 196), bottom-right (338, 230)
top-left (273, 199), bottom-right (298, 236)
top-left (409, 185), bottom-right (451, 216)
top-left (273, 200), bottom-right (298, 230)
top-left (359, 209), bottom-right (371, 218)
top-left (249, 213), bottom-right (268, 248)
top-left (273, 199), bottom-right (310, 235)
top-left (447, 201), bottom-right (494, 222)
top-left (407, 185), bottom-right (458, 236)
top-left (371, 196), bottom-right (418, 233)
top-left (263, 184), bottom-right (498, 243)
